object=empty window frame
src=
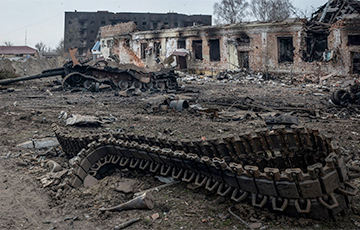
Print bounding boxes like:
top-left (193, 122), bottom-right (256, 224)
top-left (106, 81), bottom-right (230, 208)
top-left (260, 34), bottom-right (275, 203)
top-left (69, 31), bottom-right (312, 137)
top-left (348, 35), bottom-right (360, 46)
top-left (141, 43), bottom-right (148, 59)
top-left (209, 39), bottom-right (220, 61)
top-left (154, 42), bottom-right (161, 58)
top-left (192, 40), bottom-right (203, 60)
top-left (278, 37), bottom-right (294, 63)
top-left (304, 36), bottom-right (328, 62)
top-left (352, 52), bottom-right (360, 74)
top-left (178, 40), bottom-right (186, 49)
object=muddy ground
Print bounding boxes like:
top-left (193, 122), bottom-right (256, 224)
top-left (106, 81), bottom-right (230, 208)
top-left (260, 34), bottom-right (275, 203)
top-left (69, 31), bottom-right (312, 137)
top-left (1, 59), bottom-right (360, 229)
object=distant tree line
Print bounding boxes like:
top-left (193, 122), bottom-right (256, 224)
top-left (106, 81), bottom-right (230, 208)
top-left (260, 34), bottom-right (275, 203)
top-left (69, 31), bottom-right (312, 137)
top-left (214, 0), bottom-right (303, 25)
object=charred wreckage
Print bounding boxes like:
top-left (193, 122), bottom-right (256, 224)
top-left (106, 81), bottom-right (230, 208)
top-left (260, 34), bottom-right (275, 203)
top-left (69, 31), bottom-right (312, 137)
top-left (0, 49), bottom-right (179, 92)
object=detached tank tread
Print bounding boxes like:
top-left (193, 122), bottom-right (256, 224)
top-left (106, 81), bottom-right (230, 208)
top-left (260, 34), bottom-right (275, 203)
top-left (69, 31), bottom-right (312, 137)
top-left (52, 124), bottom-right (357, 219)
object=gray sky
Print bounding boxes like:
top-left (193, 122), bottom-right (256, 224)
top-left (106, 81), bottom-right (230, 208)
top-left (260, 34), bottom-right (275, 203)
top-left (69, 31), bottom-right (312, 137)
top-left (0, 0), bottom-right (327, 49)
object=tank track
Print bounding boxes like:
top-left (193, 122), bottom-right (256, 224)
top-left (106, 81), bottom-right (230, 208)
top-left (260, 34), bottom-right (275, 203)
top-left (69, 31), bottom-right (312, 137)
top-left (53, 124), bottom-right (358, 219)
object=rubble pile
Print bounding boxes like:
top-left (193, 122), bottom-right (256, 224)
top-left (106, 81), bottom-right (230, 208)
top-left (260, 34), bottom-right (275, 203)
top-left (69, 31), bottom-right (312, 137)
top-left (180, 69), bottom-right (265, 85)
top-left (0, 56), bottom-right (67, 77)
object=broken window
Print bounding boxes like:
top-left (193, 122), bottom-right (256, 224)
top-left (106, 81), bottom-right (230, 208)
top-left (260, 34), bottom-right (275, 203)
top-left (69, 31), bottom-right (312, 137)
top-left (353, 52), bottom-right (360, 74)
top-left (101, 21), bottom-right (105, 25)
top-left (178, 40), bottom-right (186, 49)
top-left (153, 22), bottom-right (158, 28)
top-left (192, 40), bottom-right (203, 60)
top-left (278, 37), bottom-right (294, 63)
top-left (141, 43), bottom-right (148, 59)
top-left (348, 35), bottom-right (360, 46)
top-left (107, 40), bottom-right (112, 48)
top-left (236, 34), bottom-right (250, 46)
top-left (238, 51), bottom-right (249, 69)
top-left (124, 38), bottom-right (130, 48)
top-left (154, 42), bottom-right (161, 58)
top-left (304, 36), bottom-right (328, 62)
top-left (142, 22), bottom-right (146, 25)
top-left (209, 39), bottom-right (220, 61)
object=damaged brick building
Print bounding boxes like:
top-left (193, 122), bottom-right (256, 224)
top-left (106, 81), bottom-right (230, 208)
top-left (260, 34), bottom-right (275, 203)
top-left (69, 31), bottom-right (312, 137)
top-left (97, 0), bottom-right (360, 76)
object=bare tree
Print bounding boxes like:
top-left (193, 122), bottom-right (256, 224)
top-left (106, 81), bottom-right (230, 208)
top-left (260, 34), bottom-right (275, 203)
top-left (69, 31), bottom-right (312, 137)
top-left (250, 0), bottom-right (269, 22)
top-left (55, 38), bottom-right (64, 55)
top-left (35, 42), bottom-right (47, 53)
top-left (4, 41), bottom-right (13, 46)
top-left (251, 0), bottom-right (296, 22)
top-left (213, 0), bottom-right (249, 24)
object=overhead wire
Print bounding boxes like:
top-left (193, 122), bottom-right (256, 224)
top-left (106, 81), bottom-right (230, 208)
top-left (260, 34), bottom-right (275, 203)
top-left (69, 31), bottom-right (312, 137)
top-left (0, 12), bottom-right (63, 37)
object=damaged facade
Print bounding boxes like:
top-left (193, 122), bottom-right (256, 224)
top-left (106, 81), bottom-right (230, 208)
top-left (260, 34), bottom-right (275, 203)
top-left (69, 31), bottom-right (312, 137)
top-left (98, 0), bottom-right (360, 76)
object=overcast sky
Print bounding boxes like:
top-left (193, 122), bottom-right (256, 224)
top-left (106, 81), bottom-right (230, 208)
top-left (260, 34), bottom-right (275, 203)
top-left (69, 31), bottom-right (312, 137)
top-left (0, 0), bottom-right (328, 49)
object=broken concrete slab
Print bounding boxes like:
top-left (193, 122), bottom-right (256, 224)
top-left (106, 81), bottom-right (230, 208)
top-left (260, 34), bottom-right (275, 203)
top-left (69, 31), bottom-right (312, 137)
top-left (16, 138), bottom-right (59, 149)
top-left (46, 160), bottom-right (62, 173)
top-left (83, 175), bottom-right (99, 188)
top-left (65, 114), bottom-right (102, 126)
top-left (115, 179), bottom-right (137, 193)
top-left (155, 176), bottom-right (175, 184)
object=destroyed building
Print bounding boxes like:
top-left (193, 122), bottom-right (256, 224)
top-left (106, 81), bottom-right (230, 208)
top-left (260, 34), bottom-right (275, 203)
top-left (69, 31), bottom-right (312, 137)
top-left (97, 0), bottom-right (360, 76)
top-left (64, 11), bottom-right (212, 56)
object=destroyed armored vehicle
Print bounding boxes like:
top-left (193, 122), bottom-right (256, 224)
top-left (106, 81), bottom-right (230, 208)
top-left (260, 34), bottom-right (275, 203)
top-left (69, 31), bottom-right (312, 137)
top-left (0, 49), bottom-right (179, 92)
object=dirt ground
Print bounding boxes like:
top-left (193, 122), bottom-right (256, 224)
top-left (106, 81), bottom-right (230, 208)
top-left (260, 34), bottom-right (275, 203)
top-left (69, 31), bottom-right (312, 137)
top-left (1, 59), bottom-right (360, 229)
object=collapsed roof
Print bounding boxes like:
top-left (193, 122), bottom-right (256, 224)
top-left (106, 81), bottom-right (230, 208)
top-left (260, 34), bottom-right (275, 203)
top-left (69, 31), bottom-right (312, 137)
top-left (308, 0), bottom-right (360, 33)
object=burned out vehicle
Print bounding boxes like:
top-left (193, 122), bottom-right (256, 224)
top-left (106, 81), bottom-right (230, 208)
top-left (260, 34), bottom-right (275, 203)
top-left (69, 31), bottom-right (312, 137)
top-left (0, 49), bottom-right (179, 92)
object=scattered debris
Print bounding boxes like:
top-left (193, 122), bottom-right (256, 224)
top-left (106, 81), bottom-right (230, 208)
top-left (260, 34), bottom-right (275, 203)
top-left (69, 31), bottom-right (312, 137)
top-left (331, 81), bottom-right (360, 106)
top-left (228, 206), bottom-right (254, 230)
top-left (46, 160), bottom-right (62, 173)
top-left (16, 138), bottom-right (59, 149)
top-left (83, 175), bottom-right (99, 188)
top-left (265, 114), bottom-right (299, 126)
top-left (169, 99), bottom-right (189, 111)
top-left (249, 222), bottom-right (262, 229)
top-left (151, 213), bottom-right (160, 220)
top-left (115, 179), bottom-right (137, 193)
top-left (99, 192), bottom-right (154, 212)
top-left (133, 180), bottom-right (180, 197)
top-left (65, 114), bottom-right (102, 126)
top-left (154, 176), bottom-right (175, 184)
top-left (114, 217), bottom-right (141, 230)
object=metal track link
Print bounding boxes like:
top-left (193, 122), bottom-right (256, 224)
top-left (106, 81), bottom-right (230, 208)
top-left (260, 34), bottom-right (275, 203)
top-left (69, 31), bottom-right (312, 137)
top-left (52, 124), bottom-right (357, 219)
